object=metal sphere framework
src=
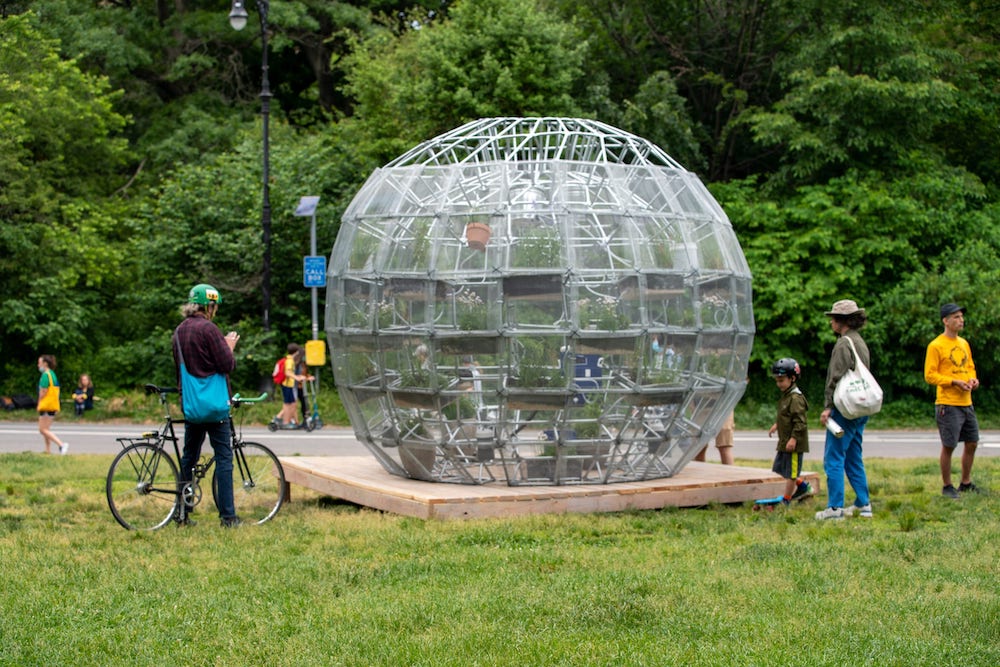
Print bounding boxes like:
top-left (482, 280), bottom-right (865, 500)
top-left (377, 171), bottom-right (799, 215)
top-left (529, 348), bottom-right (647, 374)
top-left (326, 117), bottom-right (754, 485)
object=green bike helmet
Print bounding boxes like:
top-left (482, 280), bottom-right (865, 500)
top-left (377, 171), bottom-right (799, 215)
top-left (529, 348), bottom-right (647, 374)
top-left (188, 283), bottom-right (222, 306)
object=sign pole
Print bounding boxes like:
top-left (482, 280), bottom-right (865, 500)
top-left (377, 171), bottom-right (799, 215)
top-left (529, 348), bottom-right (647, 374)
top-left (294, 196), bottom-right (323, 342)
top-left (309, 208), bottom-right (319, 341)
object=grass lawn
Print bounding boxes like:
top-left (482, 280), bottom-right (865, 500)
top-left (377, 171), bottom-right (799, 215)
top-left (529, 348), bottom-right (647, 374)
top-left (1, 454), bottom-right (997, 666)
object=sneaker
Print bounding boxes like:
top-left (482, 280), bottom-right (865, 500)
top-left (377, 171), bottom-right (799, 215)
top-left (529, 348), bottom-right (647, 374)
top-left (844, 504), bottom-right (873, 518)
top-left (59, 442), bottom-right (69, 455)
top-left (221, 516), bottom-right (243, 528)
top-left (958, 482), bottom-right (978, 493)
top-left (942, 484), bottom-right (960, 499)
top-left (815, 507), bottom-right (844, 520)
top-left (791, 482), bottom-right (813, 501)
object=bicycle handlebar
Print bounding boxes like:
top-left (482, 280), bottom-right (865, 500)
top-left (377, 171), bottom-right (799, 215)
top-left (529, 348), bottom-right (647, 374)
top-left (144, 384), bottom-right (266, 407)
top-left (231, 392), bottom-right (268, 405)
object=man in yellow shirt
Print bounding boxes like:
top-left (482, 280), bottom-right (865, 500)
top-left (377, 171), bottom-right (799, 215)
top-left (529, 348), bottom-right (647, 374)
top-left (924, 303), bottom-right (980, 498)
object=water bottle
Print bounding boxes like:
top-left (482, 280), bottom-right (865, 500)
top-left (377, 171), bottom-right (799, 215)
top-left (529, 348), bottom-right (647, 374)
top-left (826, 417), bottom-right (844, 438)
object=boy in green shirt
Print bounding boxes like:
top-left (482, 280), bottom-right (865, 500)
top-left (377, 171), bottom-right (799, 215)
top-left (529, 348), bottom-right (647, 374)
top-left (762, 358), bottom-right (812, 505)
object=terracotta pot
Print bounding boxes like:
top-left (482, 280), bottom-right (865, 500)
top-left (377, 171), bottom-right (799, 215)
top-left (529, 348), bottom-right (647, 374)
top-left (465, 222), bottom-right (491, 251)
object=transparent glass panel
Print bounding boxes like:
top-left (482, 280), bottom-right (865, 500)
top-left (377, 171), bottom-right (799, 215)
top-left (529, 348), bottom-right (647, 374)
top-left (503, 274), bottom-right (567, 330)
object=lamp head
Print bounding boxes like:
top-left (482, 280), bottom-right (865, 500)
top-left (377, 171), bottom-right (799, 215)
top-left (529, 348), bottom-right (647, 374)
top-left (229, 0), bottom-right (249, 30)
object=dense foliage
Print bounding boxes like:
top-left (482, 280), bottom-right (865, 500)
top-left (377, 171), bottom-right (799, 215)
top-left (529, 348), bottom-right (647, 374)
top-left (1, 0), bottom-right (998, 412)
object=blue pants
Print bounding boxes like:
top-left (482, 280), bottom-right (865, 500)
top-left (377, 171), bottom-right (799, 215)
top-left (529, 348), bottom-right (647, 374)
top-left (181, 420), bottom-right (236, 519)
top-left (823, 408), bottom-right (870, 509)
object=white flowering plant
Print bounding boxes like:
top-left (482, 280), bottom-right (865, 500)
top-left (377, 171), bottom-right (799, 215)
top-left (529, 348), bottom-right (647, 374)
top-left (579, 295), bottom-right (628, 331)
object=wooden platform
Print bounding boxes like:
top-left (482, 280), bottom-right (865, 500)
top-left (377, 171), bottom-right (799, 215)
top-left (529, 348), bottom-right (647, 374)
top-left (280, 456), bottom-right (821, 520)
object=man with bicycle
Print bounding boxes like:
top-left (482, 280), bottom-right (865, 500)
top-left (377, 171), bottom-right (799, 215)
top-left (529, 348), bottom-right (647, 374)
top-left (172, 284), bottom-right (242, 527)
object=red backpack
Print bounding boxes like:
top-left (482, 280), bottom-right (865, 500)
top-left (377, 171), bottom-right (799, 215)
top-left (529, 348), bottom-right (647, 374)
top-left (272, 357), bottom-right (287, 385)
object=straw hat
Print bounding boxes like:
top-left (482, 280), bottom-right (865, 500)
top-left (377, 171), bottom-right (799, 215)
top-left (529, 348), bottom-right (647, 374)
top-left (824, 299), bottom-right (865, 317)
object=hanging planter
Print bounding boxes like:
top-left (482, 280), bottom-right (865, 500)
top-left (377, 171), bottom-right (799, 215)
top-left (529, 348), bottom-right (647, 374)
top-left (465, 222), bottom-right (491, 251)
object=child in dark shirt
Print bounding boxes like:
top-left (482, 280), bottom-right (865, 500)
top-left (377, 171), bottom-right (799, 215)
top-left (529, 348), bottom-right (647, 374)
top-left (73, 374), bottom-right (95, 417)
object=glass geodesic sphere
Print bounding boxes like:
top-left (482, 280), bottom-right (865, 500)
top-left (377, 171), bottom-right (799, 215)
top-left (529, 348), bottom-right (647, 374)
top-left (326, 117), bottom-right (754, 485)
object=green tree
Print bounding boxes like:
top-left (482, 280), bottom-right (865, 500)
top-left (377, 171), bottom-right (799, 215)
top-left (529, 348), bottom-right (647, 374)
top-left (874, 230), bottom-right (1000, 411)
top-left (746, 2), bottom-right (962, 189)
top-left (561, 0), bottom-right (808, 180)
top-left (714, 1), bottom-right (999, 403)
top-left (111, 121), bottom-right (367, 390)
top-left (343, 0), bottom-right (589, 163)
top-left (715, 164), bottom-right (991, 394)
top-left (0, 12), bottom-right (131, 389)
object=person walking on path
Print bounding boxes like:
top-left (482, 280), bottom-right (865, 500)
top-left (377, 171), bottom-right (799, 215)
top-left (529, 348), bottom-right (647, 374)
top-left (37, 354), bottom-right (68, 455)
top-left (924, 303), bottom-right (981, 498)
top-left (817, 299), bottom-right (873, 520)
top-left (172, 283), bottom-right (241, 527)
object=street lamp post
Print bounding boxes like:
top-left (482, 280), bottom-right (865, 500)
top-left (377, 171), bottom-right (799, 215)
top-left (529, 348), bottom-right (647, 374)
top-left (229, 0), bottom-right (273, 333)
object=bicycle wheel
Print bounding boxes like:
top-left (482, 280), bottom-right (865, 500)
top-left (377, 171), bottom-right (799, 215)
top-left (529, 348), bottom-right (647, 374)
top-left (213, 441), bottom-right (285, 524)
top-left (106, 443), bottom-right (180, 531)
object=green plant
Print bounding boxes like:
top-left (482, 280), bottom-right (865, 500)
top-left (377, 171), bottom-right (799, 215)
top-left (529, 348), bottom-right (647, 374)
top-left (348, 305), bottom-right (370, 328)
top-left (376, 299), bottom-right (395, 328)
top-left (456, 292), bottom-right (487, 331)
top-left (515, 226), bottom-right (560, 268)
top-left (410, 219), bottom-right (431, 265)
top-left (349, 231), bottom-right (380, 270)
top-left (644, 366), bottom-right (682, 385)
top-left (398, 367), bottom-right (450, 390)
top-left (441, 395), bottom-right (478, 421)
top-left (649, 230), bottom-right (676, 268)
top-left (399, 368), bottom-right (432, 387)
top-left (572, 398), bottom-right (605, 438)
top-left (702, 353), bottom-right (732, 378)
top-left (515, 338), bottom-right (560, 388)
top-left (579, 295), bottom-right (628, 331)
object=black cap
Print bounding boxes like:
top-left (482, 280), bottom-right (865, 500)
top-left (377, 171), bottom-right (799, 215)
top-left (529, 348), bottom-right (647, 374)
top-left (940, 303), bottom-right (965, 318)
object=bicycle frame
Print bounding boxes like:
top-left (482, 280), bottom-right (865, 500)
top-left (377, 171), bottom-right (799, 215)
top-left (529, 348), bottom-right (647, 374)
top-left (107, 385), bottom-right (279, 530)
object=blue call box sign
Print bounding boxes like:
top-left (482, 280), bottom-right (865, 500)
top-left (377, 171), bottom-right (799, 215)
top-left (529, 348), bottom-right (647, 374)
top-left (303, 255), bottom-right (327, 288)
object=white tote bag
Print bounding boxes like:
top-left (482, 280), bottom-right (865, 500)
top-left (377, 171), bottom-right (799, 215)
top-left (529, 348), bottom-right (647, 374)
top-left (833, 336), bottom-right (883, 419)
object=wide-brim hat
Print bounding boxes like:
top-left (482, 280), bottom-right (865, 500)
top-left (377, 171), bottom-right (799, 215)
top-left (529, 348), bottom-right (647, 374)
top-left (940, 303), bottom-right (966, 318)
top-left (824, 299), bottom-right (865, 317)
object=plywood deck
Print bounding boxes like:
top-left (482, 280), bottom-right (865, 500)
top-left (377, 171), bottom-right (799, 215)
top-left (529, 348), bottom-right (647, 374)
top-left (280, 456), bottom-right (821, 520)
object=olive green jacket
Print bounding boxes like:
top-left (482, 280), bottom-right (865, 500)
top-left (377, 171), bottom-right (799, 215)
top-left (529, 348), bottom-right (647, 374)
top-left (824, 329), bottom-right (871, 410)
top-left (776, 383), bottom-right (809, 453)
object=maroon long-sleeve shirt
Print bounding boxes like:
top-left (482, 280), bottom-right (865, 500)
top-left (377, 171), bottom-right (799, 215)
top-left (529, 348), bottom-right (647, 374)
top-left (172, 314), bottom-right (235, 383)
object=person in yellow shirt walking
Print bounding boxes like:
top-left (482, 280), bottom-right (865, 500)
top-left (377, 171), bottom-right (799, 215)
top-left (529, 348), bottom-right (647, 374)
top-left (924, 303), bottom-right (981, 499)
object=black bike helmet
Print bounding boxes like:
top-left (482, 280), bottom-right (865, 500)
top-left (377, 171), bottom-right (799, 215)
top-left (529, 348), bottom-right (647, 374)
top-left (771, 358), bottom-right (800, 379)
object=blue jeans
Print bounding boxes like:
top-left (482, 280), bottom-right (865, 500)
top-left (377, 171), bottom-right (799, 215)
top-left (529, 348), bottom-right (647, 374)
top-left (823, 408), bottom-right (870, 509)
top-left (181, 420), bottom-right (236, 519)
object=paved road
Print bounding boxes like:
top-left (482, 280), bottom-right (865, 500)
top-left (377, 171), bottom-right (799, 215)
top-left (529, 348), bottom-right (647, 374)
top-left (3, 420), bottom-right (999, 460)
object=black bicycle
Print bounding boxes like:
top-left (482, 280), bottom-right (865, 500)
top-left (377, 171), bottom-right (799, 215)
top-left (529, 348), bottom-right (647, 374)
top-left (106, 384), bottom-right (286, 530)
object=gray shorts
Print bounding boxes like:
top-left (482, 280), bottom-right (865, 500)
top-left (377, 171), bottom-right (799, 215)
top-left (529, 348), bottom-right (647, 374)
top-left (935, 404), bottom-right (979, 449)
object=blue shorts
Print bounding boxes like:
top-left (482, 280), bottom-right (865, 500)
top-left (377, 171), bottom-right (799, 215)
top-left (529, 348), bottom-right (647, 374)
top-left (936, 404), bottom-right (979, 448)
top-left (281, 385), bottom-right (298, 403)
